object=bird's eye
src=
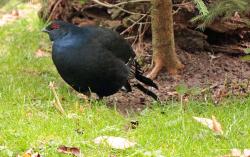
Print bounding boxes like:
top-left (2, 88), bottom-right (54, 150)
top-left (51, 23), bottom-right (60, 30)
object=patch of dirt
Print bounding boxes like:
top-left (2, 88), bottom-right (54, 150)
top-left (105, 42), bottom-right (250, 113)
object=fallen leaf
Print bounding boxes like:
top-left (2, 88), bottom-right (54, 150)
top-left (23, 149), bottom-right (33, 157)
top-left (193, 115), bottom-right (223, 135)
top-left (35, 49), bottom-right (50, 58)
top-left (211, 115), bottom-right (223, 135)
top-left (231, 148), bottom-right (242, 157)
top-left (94, 136), bottom-right (136, 149)
top-left (244, 149), bottom-right (250, 157)
top-left (57, 145), bottom-right (82, 157)
top-left (193, 117), bottom-right (213, 129)
top-left (221, 148), bottom-right (250, 157)
top-left (18, 149), bottom-right (42, 157)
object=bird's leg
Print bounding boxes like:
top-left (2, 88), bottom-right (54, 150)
top-left (97, 95), bottom-right (103, 100)
top-left (77, 91), bottom-right (91, 102)
top-left (77, 91), bottom-right (92, 109)
top-left (82, 91), bottom-right (91, 100)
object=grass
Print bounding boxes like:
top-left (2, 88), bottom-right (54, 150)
top-left (0, 2), bottom-right (250, 157)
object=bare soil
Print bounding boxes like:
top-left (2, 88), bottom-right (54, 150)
top-left (105, 42), bottom-right (250, 113)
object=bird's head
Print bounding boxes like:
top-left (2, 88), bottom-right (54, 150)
top-left (42, 20), bottom-right (72, 41)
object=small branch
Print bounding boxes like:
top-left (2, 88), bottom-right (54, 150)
top-left (120, 13), bottom-right (148, 35)
top-left (124, 35), bottom-right (137, 40)
top-left (172, 0), bottom-right (190, 15)
top-left (47, 0), bottom-right (63, 21)
top-left (112, 0), bottom-right (150, 6)
top-left (173, 7), bottom-right (182, 15)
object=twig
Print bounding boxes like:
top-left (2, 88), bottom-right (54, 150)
top-left (120, 13), bottom-right (148, 35)
top-left (172, 0), bottom-right (190, 15)
top-left (132, 34), bottom-right (139, 46)
top-left (141, 15), bottom-right (150, 35)
top-left (47, 0), bottom-right (62, 21)
top-left (134, 23), bottom-right (143, 53)
top-left (112, 0), bottom-right (150, 6)
top-left (124, 35), bottom-right (137, 40)
top-left (49, 81), bottom-right (66, 115)
top-left (173, 7), bottom-right (182, 15)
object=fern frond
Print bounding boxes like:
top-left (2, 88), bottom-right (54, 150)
top-left (192, 0), bottom-right (209, 15)
top-left (191, 0), bottom-right (250, 29)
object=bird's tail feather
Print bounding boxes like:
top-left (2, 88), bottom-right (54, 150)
top-left (126, 58), bottom-right (159, 100)
top-left (134, 61), bottom-right (158, 89)
top-left (133, 83), bottom-right (158, 100)
top-left (135, 71), bottom-right (158, 89)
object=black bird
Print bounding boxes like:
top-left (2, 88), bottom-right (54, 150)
top-left (43, 20), bottom-right (158, 100)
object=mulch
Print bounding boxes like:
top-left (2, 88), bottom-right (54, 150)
top-left (105, 42), bottom-right (250, 113)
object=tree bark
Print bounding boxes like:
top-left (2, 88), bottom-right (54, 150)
top-left (147, 0), bottom-right (183, 79)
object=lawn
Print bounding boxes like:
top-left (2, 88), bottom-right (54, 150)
top-left (0, 2), bottom-right (249, 157)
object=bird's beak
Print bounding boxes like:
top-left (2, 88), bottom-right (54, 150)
top-left (41, 28), bottom-right (49, 33)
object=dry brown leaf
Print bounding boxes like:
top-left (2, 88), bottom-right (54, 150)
top-left (18, 149), bottom-right (42, 157)
top-left (193, 115), bottom-right (223, 135)
top-left (94, 136), bottom-right (136, 149)
top-left (35, 49), bottom-right (50, 58)
top-left (211, 115), bottom-right (223, 135)
top-left (57, 145), bottom-right (83, 157)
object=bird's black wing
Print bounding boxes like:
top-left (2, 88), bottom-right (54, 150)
top-left (81, 26), bottom-right (158, 91)
top-left (82, 26), bottom-right (135, 63)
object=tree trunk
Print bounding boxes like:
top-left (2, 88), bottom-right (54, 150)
top-left (147, 0), bottom-right (183, 79)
